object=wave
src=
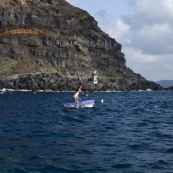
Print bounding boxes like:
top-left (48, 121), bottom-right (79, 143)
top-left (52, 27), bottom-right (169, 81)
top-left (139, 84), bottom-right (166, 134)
top-left (0, 88), bottom-right (6, 92)
top-left (0, 88), bottom-right (73, 93)
top-left (165, 148), bottom-right (173, 153)
top-left (0, 88), bottom-right (31, 92)
top-left (0, 88), bottom-right (164, 93)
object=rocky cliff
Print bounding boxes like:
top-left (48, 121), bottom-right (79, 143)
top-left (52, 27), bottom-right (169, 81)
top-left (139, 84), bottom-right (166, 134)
top-left (0, 0), bottom-right (162, 91)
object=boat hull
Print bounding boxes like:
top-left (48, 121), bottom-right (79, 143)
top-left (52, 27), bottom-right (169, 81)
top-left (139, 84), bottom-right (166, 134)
top-left (63, 100), bottom-right (94, 109)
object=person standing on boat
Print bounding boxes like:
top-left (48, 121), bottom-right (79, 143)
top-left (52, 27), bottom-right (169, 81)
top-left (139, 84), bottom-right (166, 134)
top-left (73, 85), bottom-right (83, 102)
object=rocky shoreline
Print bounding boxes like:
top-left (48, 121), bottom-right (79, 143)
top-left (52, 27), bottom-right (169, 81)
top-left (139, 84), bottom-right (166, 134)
top-left (0, 72), bottom-right (163, 91)
top-left (163, 86), bottom-right (173, 91)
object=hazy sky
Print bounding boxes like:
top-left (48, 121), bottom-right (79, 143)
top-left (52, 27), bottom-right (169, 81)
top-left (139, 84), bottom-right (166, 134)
top-left (66, 0), bottom-right (173, 81)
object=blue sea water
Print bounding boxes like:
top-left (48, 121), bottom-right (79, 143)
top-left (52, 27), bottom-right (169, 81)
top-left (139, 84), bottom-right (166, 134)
top-left (0, 90), bottom-right (173, 173)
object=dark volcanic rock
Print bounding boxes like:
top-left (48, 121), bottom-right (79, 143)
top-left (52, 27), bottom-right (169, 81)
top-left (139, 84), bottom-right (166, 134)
top-left (168, 86), bottom-right (173, 90)
top-left (163, 86), bottom-right (173, 91)
top-left (0, 0), bottom-right (162, 91)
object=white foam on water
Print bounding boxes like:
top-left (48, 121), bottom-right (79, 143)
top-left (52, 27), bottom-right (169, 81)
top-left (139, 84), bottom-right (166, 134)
top-left (18, 89), bottom-right (32, 92)
top-left (6, 89), bottom-right (15, 92)
top-left (0, 88), bottom-right (154, 93)
top-left (0, 88), bottom-right (6, 92)
top-left (0, 88), bottom-right (32, 92)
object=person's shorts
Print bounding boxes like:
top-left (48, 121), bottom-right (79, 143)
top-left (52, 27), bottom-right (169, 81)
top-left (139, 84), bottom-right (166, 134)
top-left (73, 98), bottom-right (78, 102)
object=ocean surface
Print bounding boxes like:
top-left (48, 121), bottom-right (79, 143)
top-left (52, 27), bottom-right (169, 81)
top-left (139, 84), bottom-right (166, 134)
top-left (0, 90), bottom-right (173, 173)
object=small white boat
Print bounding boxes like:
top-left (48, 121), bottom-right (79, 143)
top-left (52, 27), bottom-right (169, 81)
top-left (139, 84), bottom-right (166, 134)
top-left (63, 100), bottom-right (95, 109)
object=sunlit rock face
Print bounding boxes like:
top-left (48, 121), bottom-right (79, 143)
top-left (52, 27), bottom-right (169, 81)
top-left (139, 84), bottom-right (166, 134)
top-left (0, 0), bottom-right (162, 91)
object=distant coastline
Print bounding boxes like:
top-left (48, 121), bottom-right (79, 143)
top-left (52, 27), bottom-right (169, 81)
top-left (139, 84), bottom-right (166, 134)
top-left (155, 80), bottom-right (173, 88)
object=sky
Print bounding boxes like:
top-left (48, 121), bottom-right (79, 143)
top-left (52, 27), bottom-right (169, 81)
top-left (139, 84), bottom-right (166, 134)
top-left (66, 0), bottom-right (173, 81)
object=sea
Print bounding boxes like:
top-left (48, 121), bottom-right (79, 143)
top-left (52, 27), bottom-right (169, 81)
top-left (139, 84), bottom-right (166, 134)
top-left (0, 89), bottom-right (173, 173)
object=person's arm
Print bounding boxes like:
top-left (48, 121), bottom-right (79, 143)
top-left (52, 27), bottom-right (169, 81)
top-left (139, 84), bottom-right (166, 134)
top-left (79, 85), bottom-right (82, 91)
top-left (79, 85), bottom-right (83, 93)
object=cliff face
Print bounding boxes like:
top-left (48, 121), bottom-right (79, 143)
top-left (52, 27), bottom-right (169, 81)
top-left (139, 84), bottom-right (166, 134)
top-left (0, 0), bottom-right (162, 91)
